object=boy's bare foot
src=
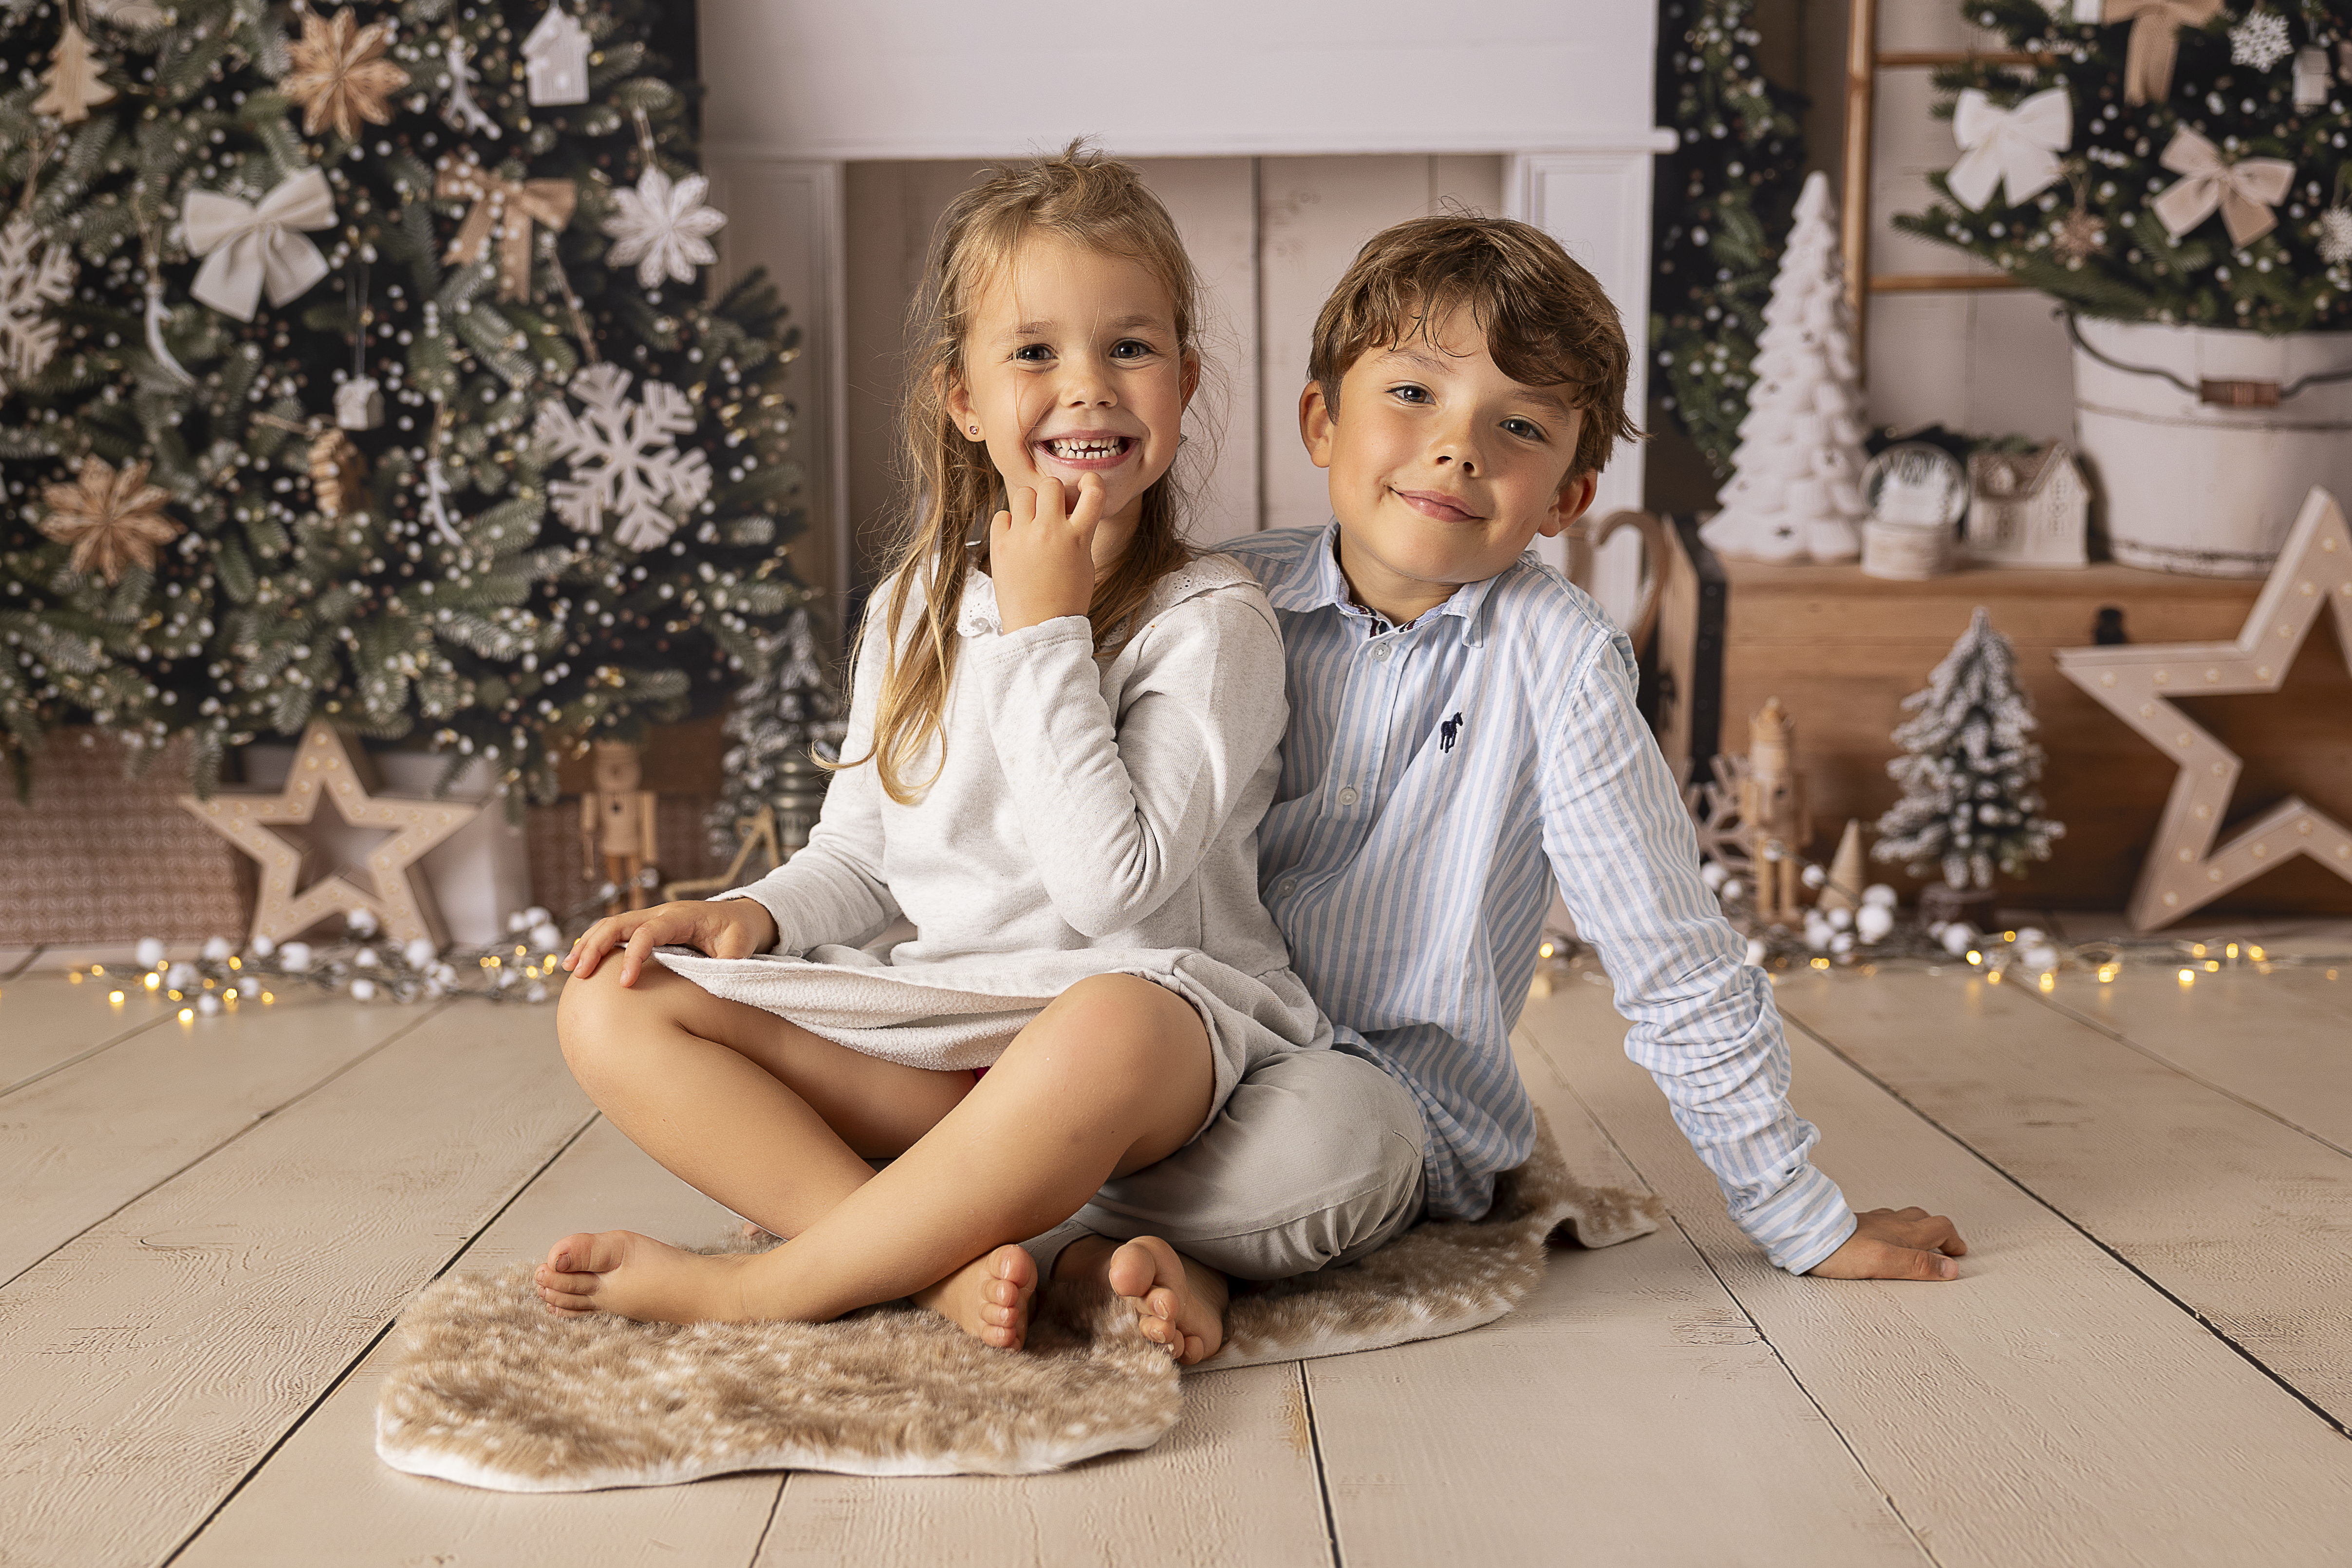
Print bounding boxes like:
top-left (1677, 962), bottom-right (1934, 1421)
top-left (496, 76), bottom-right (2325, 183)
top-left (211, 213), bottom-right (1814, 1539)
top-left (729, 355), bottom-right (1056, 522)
top-left (1061, 1234), bottom-right (1228, 1365)
top-left (535, 1230), bottom-right (754, 1323)
top-left (912, 1244), bottom-right (1036, 1350)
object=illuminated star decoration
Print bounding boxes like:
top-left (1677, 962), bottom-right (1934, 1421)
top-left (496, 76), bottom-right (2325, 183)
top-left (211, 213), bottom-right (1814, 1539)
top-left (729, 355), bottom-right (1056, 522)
top-left (179, 720), bottom-right (481, 949)
top-left (2056, 487), bottom-right (2352, 930)
top-left (283, 7), bottom-right (411, 143)
top-left (38, 454), bottom-right (182, 582)
top-left (603, 167), bottom-right (728, 289)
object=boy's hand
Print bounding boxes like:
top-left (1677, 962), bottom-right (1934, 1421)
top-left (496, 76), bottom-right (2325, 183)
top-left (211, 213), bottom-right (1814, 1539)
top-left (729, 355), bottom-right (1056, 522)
top-left (562, 898), bottom-right (779, 988)
top-left (1807, 1206), bottom-right (1968, 1281)
top-left (991, 474), bottom-right (1103, 634)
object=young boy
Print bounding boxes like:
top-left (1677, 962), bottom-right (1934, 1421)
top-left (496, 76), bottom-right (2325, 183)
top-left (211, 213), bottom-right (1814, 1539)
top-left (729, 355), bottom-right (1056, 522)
top-left (1045, 214), bottom-right (1964, 1363)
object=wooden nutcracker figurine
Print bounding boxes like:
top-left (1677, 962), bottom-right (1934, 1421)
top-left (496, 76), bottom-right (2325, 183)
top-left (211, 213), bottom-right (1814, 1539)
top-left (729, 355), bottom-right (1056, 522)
top-left (1736, 697), bottom-right (1812, 925)
top-left (580, 740), bottom-right (660, 915)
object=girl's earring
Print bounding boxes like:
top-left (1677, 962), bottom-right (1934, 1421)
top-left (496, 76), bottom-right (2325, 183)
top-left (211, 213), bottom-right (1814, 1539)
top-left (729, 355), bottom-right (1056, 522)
top-left (968, 425), bottom-right (981, 437)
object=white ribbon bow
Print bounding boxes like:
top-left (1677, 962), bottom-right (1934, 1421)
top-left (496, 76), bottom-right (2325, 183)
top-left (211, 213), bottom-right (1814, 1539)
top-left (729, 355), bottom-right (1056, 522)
top-left (2150, 127), bottom-right (2296, 247)
top-left (183, 168), bottom-right (337, 322)
top-left (1948, 87), bottom-right (2072, 210)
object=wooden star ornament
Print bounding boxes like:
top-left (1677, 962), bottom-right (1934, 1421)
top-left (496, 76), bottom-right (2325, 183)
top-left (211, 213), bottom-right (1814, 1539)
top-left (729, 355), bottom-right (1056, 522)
top-left (38, 455), bottom-right (183, 583)
top-left (180, 721), bottom-right (481, 948)
top-left (2056, 486), bottom-right (2352, 930)
top-left (283, 7), bottom-right (410, 143)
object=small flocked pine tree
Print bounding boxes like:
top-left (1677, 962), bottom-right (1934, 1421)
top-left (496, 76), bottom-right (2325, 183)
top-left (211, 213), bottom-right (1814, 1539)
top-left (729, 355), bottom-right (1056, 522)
top-left (1873, 606), bottom-right (2064, 891)
top-left (705, 602), bottom-right (842, 863)
top-left (1699, 171), bottom-right (1869, 564)
top-left (1650, 0), bottom-right (1811, 477)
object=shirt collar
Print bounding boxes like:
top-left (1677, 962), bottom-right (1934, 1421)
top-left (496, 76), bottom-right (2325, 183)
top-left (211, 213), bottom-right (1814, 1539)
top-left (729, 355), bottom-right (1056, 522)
top-left (1268, 521), bottom-right (1504, 646)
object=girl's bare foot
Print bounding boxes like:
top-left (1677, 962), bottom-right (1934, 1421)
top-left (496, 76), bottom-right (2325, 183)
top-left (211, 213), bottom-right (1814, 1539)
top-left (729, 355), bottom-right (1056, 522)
top-left (1061, 1234), bottom-right (1228, 1364)
top-left (911, 1244), bottom-right (1037, 1350)
top-left (535, 1230), bottom-right (754, 1323)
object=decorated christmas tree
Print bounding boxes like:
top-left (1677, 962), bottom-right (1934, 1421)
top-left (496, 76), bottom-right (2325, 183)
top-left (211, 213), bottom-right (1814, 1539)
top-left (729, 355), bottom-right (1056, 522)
top-left (1873, 607), bottom-right (2064, 892)
top-left (0, 0), bottom-right (808, 804)
top-left (705, 602), bottom-right (842, 865)
top-left (1896, 0), bottom-right (2352, 333)
top-left (1699, 171), bottom-right (1869, 563)
top-left (1650, 0), bottom-right (1811, 476)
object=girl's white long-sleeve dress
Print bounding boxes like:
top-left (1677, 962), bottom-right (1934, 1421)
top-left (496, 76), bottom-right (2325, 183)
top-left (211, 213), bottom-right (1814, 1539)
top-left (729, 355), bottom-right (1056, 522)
top-left (655, 552), bottom-right (1331, 1130)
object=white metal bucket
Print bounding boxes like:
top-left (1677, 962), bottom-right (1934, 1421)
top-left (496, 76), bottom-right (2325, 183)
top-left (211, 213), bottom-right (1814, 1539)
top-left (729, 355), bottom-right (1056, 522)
top-left (2069, 317), bottom-right (2352, 576)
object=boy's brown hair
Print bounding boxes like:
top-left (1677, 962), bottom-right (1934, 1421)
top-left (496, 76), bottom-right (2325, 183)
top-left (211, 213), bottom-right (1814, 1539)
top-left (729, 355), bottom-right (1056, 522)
top-left (1307, 213), bottom-right (1639, 479)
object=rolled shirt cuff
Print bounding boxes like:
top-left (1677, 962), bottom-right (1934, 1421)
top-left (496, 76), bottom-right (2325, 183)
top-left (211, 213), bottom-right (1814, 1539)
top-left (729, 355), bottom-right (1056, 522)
top-left (1739, 1160), bottom-right (1858, 1274)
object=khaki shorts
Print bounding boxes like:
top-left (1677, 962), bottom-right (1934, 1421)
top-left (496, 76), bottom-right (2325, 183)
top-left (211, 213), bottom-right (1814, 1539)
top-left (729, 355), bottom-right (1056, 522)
top-left (1021, 1046), bottom-right (1428, 1283)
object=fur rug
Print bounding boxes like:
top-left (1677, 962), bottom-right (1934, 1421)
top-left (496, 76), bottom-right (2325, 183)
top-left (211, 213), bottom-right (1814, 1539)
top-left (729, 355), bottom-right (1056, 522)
top-left (374, 1113), bottom-right (1661, 1490)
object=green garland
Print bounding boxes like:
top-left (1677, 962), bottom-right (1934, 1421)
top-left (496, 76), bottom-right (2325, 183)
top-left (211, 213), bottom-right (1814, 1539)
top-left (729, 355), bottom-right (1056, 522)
top-left (0, 0), bottom-right (807, 803)
top-left (1894, 0), bottom-right (2351, 334)
top-left (1650, 0), bottom-right (1811, 477)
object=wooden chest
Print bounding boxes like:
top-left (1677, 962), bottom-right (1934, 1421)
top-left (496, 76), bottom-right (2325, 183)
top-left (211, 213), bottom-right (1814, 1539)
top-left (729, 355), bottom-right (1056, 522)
top-left (1654, 526), bottom-right (2352, 914)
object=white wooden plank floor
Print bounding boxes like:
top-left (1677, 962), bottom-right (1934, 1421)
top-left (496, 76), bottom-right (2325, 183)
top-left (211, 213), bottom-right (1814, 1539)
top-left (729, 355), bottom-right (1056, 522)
top-left (2, 925), bottom-right (2348, 1568)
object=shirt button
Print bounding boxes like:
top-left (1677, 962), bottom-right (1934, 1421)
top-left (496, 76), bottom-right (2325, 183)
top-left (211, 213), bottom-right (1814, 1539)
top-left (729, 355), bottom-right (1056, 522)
top-left (1338, 786), bottom-right (1360, 806)
top-left (1277, 880), bottom-right (1297, 897)
top-left (1373, 642), bottom-right (1393, 661)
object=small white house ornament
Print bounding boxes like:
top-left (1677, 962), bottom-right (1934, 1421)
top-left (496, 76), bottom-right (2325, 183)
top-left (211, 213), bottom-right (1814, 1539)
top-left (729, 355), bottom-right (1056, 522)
top-left (1966, 443), bottom-right (2090, 567)
top-left (522, 3), bottom-right (591, 106)
top-left (335, 374), bottom-right (384, 430)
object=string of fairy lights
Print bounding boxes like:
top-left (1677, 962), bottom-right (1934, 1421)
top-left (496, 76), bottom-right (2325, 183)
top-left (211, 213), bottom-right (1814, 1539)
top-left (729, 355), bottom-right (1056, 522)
top-left (52, 905), bottom-right (570, 1018)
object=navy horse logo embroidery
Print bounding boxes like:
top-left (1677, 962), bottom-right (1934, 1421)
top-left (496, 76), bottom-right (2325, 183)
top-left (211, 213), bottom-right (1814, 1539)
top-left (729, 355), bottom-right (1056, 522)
top-left (1439, 712), bottom-right (1464, 754)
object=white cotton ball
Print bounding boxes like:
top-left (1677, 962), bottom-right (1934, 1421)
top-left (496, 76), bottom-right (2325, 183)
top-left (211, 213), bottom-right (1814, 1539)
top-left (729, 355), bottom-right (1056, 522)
top-left (280, 942), bottom-right (313, 972)
top-left (1804, 918), bottom-right (1834, 951)
top-left (1862, 884), bottom-right (1898, 908)
top-left (525, 982), bottom-right (549, 1003)
top-left (2024, 943), bottom-right (2061, 972)
top-left (1826, 906), bottom-right (1854, 932)
top-left (349, 977), bottom-right (377, 1002)
top-left (597, 881), bottom-right (620, 903)
top-left (1925, 920), bottom-right (1948, 940)
top-left (250, 933), bottom-right (277, 958)
top-left (1720, 878), bottom-right (1744, 902)
top-left (1830, 932), bottom-right (1855, 956)
top-left (346, 907), bottom-right (380, 938)
top-left (1700, 861), bottom-right (1729, 891)
top-left (1744, 938), bottom-right (1769, 967)
top-left (135, 937), bottom-right (167, 968)
top-left (497, 966), bottom-right (517, 989)
top-left (166, 962), bottom-right (198, 990)
top-left (1801, 863), bottom-right (1827, 889)
top-left (430, 962), bottom-right (458, 986)
top-left (1856, 904), bottom-right (1895, 944)
top-left (404, 937), bottom-right (438, 969)
top-left (353, 947), bottom-right (379, 968)
top-left (524, 906), bottom-right (551, 927)
top-left (196, 992), bottom-right (223, 1016)
top-left (507, 910), bottom-right (529, 933)
top-left (1940, 923), bottom-right (1976, 957)
top-left (201, 935), bottom-right (233, 962)
top-left (2015, 926), bottom-right (2046, 949)
top-left (529, 922), bottom-right (563, 953)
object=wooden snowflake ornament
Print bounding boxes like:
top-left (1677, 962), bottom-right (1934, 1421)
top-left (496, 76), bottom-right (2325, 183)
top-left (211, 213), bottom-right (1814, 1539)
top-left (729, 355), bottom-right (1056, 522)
top-left (179, 721), bottom-right (481, 948)
top-left (2056, 487), bottom-right (2352, 930)
top-left (283, 7), bottom-right (411, 143)
top-left (38, 455), bottom-right (182, 582)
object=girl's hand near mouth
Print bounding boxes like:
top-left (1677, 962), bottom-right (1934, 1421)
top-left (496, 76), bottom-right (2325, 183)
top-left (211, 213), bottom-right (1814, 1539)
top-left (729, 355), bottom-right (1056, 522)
top-left (991, 473), bottom-right (1106, 634)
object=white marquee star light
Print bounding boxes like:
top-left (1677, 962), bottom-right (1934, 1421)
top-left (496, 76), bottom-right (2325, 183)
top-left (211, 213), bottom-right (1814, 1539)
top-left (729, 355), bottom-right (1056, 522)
top-left (2056, 487), bottom-right (2352, 930)
top-left (179, 721), bottom-right (480, 948)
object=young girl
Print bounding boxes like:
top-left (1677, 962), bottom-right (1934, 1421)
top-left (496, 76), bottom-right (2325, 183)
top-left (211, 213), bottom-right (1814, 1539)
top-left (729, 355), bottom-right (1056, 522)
top-left (538, 147), bottom-right (1325, 1363)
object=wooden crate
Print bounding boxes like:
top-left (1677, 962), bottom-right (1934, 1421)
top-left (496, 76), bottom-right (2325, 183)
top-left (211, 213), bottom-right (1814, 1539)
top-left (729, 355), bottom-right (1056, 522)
top-left (1657, 530), bottom-right (2352, 913)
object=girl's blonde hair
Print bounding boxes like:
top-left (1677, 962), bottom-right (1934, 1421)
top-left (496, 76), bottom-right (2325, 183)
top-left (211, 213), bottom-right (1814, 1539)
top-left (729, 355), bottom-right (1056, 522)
top-left (842, 142), bottom-right (1204, 805)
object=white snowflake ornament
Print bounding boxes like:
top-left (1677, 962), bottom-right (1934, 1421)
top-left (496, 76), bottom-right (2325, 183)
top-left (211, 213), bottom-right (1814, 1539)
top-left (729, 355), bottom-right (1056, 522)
top-left (0, 214), bottom-right (76, 399)
top-left (535, 362), bottom-right (712, 551)
top-left (604, 168), bottom-right (727, 289)
top-left (2230, 8), bottom-right (2294, 72)
top-left (2322, 207), bottom-right (2352, 265)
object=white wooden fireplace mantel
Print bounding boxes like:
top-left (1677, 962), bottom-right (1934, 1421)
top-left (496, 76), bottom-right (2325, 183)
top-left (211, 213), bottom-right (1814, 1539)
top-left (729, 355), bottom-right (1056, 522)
top-left (696, 0), bottom-right (1673, 621)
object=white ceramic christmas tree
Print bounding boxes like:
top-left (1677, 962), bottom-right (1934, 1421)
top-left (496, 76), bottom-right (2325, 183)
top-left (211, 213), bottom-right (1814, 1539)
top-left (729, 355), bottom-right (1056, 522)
top-left (1701, 171), bottom-right (1869, 565)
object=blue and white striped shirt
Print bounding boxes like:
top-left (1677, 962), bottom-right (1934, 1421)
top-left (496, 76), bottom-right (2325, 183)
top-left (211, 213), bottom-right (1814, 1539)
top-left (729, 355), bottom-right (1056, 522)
top-left (1219, 524), bottom-right (1856, 1273)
